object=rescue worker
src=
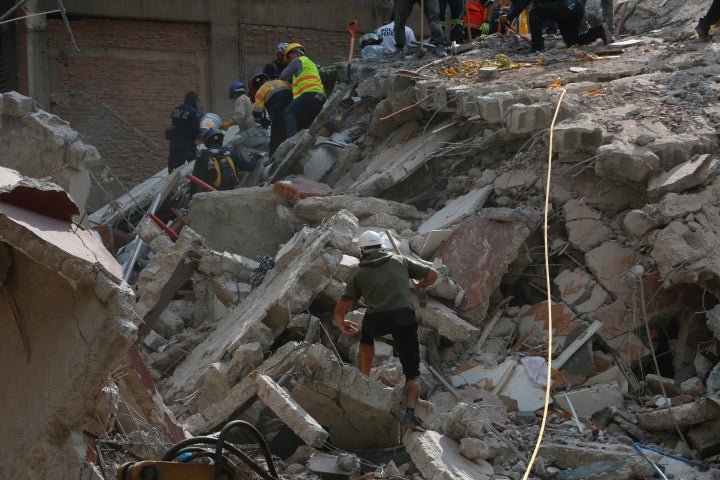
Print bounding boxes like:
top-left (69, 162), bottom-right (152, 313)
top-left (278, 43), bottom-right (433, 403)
top-left (220, 82), bottom-right (257, 133)
top-left (279, 43), bottom-right (326, 139)
top-left (359, 32), bottom-right (385, 59)
top-left (167, 91), bottom-right (201, 173)
top-left (251, 72), bottom-right (293, 159)
top-left (334, 231), bottom-right (439, 432)
top-left (376, 18), bottom-right (417, 55)
top-left (439, 0), bottom-right (466, 43)
top-left (696, 0), bottom-right (720, 41)
top-left (499, 0), bottom-right (609, 52)
top-left (263, 42), bottom-right (289, 79)
top-left (464, 0), bottom-right (496, 39)
top-left (189, 128), bottom-right (258, 196)
top-left (393, 0), bottom-right (448, 59)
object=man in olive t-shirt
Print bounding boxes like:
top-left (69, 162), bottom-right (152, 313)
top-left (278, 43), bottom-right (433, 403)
top-left (334, 231), bottom-right (438, 431)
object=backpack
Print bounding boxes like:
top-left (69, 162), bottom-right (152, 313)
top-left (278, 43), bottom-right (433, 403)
top-left (205, 149), bottom-right (240, 190)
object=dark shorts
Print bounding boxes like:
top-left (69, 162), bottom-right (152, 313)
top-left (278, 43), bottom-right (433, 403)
top-left (361, 307), bottom-right (420, 380)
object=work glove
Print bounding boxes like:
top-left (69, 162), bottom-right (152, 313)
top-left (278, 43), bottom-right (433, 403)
top-left (219, 120), bottom-right (233, 131)
top-left (480, 22), bottom-right (491, 36)
top-left (259, 117), bottom-right (271, 129)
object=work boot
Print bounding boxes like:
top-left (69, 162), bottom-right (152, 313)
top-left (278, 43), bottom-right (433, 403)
top-left (403, 411), bottom-right (427, 432)
top-left (696, 20), bottom-right (710, 42)
top-left (434, 44), bottom-right (448, 58)
top-left (393, 49), bottom-right (406, 60)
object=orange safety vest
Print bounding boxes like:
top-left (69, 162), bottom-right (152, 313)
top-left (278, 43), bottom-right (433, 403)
top-left (291, 56), bottom-right (325, 99)
top-left (463, 0), bottom-right (487, 30)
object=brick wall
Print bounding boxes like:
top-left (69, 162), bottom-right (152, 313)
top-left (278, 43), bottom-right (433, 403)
top-left (45, 18), bottom-right (208, 184)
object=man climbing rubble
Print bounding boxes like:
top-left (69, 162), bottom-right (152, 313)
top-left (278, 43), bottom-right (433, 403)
top-left (333, 230), bottom-right (438, 431)
top-left (251, 72), bottom-right (292, 160)
top-left (393, 0), bottom-right (448, 58)
top-left (499, 0), bottom-right (609, 52)
top-left (279, 42), bottom-right (326, 139)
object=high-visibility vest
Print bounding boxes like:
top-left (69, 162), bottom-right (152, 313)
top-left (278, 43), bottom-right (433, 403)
top-left (253, 80), bottom-right (291, 114)
top-left (463, 0), bottom-right (487, 30)
top-left (291, 56), bottom-right (325, 99)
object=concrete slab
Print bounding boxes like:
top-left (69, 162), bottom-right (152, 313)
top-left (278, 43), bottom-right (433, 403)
top-left (404, 430), bottom-right (494, 480)
top-left (419, 229), bottom-right (452, 260)
top-left (433, 216), bottom-right (530, 324)
top-left (647, 153), bottom-right (720, 202)
top-left (553, 381), bottom-right (624, 419)
top-left (418, 186), bottom-right (492, 234)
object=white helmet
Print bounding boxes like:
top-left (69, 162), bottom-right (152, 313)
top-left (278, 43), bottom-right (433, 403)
top-left (358, 231), bottom-right (383, 250)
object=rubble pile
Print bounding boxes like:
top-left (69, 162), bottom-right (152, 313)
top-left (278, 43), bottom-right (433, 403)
top-left (4, 0), bottom-right (720, 478)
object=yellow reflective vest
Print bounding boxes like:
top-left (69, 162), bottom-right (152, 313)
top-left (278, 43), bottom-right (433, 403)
top-left (253, 80), bottom-right (291, 115)
top-left (291, 56), bottom-right (325, 99)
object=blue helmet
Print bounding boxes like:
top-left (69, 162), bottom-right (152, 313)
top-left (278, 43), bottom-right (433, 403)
top-left (203, 127), bottom-right (224, 146)
top-left (228, 81), bottom-right (246, 99)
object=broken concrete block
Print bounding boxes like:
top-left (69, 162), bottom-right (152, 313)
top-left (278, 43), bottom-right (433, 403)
top-left (566, 218), bottom-right (612, 252)
top-left (256, 374), bottom-right (329, 448)
top-left (404, 430), bottom-right (494, 480)
top-left (443, 402), bottom-right (504, 440)
top-left (637, 398), bottom-right (720, 431)
top-left (3, 90), bottom-right (35, 116)
top-left (585, 241), bottom-right (639, 300)
top-left (494, 170), bottom-right (537, 196)
top-left (187, 186), bottom-right (295, 260)
top-left (503, 103), bottom-right (549, 134)
top-left (290, 344), bottom-right (398, 450)
top-left (228, 342), bottom-right (263, 383)
top-left (434, 216), bottom-right (530, 323)
top-left (679, 377), bottom-right (705, 397)
top-left (419, 298), bottom-right (480, 343)
top-left (195, 362), bottom-right (231, 413)
top-left (687, 418), bottom-right (720, 458)
top-left (645, 374), bottom-right (680, 397)
top-left (459, 437), bottom-right (495, 461)
top-left (418, 186), bottom-right (492, 234)
top-left (307, 452), bottom-right (360, 479)
top-left (553, 381), bottom-right (624, 419)
top-left (538, 442), bottom-right (655, 477)
top-left (198, 250), bottom-right (259, 283)
top-left (552, 116), bottom-right (603, 154)
top-left (293, 195), bottom-right (424, 226)
top-left (595, 141), bottom-right (661, 182)
top-left (359, 212), bottom-right (411, 231)
top-left (647, 154), bottom-right (720, 202)
top-left (554, 269), bottom-right (609, 313)
top-left (477, 91), bottom-right (515, 124)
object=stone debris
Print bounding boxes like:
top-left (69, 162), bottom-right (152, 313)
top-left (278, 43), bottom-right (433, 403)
top-left (6, 1), bottom-right (720, 478)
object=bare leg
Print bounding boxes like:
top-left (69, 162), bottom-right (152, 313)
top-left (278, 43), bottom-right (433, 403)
top-left (404, 379), bottom-right (421, 409)
top-left (359, 343), bottom-right (374, 376)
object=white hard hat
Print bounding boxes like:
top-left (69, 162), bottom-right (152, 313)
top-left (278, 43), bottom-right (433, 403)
top-left (358, 230), bottom-right (383, 250)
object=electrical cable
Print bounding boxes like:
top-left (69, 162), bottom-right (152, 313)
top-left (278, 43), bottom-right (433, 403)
top-left (521, 79), bottom-right (566, 480)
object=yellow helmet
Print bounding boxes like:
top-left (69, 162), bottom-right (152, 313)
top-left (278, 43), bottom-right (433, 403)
top-left (283, 42), bottom-right (305, 62)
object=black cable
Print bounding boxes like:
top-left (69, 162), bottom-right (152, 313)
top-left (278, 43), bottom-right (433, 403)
top-left (160, 436), bottom-right (275, 480)
top-left (214, 420), bottom-right (279, 480)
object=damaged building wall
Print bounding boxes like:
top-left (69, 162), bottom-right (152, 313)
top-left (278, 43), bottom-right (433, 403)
top-left (0, 168), bottom-right (137, 480)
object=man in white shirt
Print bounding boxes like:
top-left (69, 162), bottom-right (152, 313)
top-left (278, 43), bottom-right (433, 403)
top-left (376, 20), bottom-right (417, 55)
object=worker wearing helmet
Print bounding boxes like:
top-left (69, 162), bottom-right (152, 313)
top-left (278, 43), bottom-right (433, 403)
top-left (359, 32), bottom-right (385, 60)
top-left (251, 73), bottom-right (292, 159)
top-left (279, 43), bottom-right (326, 139)
top-left (188, 127), bottom-right (258, 195)
top-left (334, 230), bottom-right (439, 432)
top-left (167, 91), bottom-right (202, 173)
top-left (262, 42), bottom-right (290, 80)
top-left (220, 82), bottom-right (257, 133)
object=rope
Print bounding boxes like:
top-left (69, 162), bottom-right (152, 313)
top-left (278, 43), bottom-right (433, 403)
top-left (522, 78), bottom-right (566, 480)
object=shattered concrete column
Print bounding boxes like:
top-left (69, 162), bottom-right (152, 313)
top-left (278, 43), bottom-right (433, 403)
top-left (25, 0), bottom-right (50, 109)
top-left (256, 374), bottom-right (329, 448)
